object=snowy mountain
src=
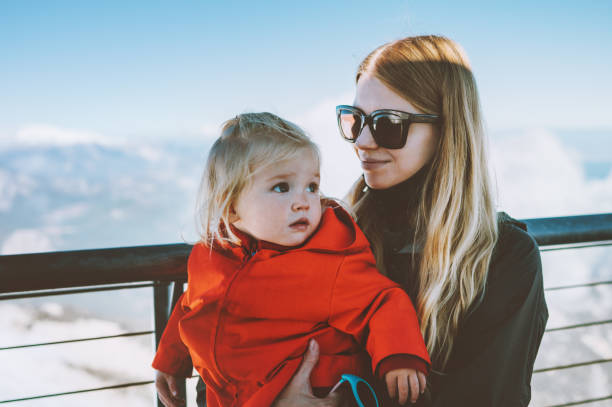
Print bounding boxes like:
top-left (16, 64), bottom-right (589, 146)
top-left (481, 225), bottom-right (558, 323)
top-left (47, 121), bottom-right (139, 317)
top-left (0, 141), bottom-right (210, 254)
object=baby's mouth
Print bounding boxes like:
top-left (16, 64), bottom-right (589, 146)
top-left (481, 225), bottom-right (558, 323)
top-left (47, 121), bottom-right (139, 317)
top-left (290, 218), bottom-right (310, 228)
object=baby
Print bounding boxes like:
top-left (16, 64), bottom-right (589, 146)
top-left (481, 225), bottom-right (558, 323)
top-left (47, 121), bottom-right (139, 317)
top-left (152, 112), bottom-right (430, 406)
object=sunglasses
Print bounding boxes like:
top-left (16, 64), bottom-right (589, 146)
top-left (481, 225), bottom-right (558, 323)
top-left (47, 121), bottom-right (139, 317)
top-left (330, 374), bottom-right (379, 407)
top-left (336, 105), bottom-right (440, 149)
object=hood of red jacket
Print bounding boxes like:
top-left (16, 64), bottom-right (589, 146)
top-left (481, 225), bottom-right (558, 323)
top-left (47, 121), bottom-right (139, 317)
top-left (217, 202), bottom-right (371, 262)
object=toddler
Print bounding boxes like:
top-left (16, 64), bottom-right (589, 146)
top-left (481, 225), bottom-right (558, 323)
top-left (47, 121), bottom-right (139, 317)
top-left (152, 112), bottom-right (430, 406)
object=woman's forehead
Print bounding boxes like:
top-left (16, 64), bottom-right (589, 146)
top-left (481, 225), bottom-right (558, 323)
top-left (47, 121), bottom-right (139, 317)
top-left (354, 74), bottom-right (420, 114)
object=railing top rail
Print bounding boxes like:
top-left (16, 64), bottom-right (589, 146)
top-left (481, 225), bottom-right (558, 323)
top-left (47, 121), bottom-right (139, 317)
top-left (522, 213), bottom-right (612, 246)
top-left (1, 213), bottom-right (611, 294)
top-left (0, 243), bottom-right (190, 294)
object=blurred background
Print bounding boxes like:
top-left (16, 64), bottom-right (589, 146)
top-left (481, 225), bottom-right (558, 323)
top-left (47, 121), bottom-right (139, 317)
top-left (1, 1), bottom-right (611, 406)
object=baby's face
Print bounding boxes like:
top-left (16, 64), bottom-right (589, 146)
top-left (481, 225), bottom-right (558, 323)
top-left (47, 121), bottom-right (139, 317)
top-left (232, 148), bottom-right (322, 247)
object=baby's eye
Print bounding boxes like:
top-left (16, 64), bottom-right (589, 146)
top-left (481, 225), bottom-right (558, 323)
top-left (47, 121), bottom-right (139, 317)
top-left (307, 182), bottom-right (319, 193)
top-left (272, 182), bottom-right (290, 193)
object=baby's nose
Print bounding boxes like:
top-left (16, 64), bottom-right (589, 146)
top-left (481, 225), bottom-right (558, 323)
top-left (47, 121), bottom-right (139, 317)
top-left (291, 194), bottom-right (310, 211)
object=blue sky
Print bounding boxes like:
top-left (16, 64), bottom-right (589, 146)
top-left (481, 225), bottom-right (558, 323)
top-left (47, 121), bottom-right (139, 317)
top-left (1, 6), bottom-right (610, 404)
top-left (1, 4), bottom-right (610, 403)
top-left (2, 0), bottom-right (612, 142)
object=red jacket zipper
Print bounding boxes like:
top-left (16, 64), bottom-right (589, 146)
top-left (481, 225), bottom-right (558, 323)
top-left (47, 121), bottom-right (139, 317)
top-left (211, 248), bottom-right (257, 391)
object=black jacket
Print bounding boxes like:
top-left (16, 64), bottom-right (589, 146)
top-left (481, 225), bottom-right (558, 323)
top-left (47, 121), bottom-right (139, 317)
top-left (374, 172), bottom-right (548, 407)
top-left (381, 211), bottom-right (548, 407)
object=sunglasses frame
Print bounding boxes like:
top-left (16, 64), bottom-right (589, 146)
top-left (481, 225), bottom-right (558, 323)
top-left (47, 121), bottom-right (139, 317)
top-left (330, 373), bottom-right (379, 407)
top-left (336, 105), bottom-right (440, 149)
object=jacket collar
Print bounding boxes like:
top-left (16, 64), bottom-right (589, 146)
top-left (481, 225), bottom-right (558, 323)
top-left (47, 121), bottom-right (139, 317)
top-left (217, 203), bottom-right (368, 261)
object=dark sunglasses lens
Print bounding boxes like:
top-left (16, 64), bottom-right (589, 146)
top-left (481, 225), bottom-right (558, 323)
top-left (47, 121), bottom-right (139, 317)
top-left (355, 381), bottom-right (378, 407)
top-left (338, 110), bottom-right (362, 142)
top-left (373, 115), bottom-right (405, 149)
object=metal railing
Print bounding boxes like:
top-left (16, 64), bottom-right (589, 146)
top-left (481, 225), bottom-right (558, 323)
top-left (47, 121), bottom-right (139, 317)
top-left (0, 213), bottom-right (611, 406)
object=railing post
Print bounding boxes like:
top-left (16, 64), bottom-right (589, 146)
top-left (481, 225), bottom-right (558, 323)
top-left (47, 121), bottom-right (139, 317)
top-left (153, 280), bottom-right (187, 407)
top-left (153, 281), bottom-right (170, 349)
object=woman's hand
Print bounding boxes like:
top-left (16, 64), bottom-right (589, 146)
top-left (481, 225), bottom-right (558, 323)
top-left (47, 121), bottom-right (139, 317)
top-left (155, 369), bottom-right (186, 407)
top-left (273, 339), bottom-right (345, 407)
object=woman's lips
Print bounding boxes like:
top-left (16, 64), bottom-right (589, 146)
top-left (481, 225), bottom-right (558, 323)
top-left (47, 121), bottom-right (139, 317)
top-left (360, 159), bottom-right (389, 170)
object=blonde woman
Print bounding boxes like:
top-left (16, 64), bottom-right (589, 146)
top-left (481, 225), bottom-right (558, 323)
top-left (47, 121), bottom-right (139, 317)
top-left (191, 36), bottom-right (548, 406)
top-left (271, 36), bottom-right (548, 406)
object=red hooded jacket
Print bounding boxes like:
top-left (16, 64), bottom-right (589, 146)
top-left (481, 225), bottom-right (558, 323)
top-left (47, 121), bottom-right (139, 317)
top-left (152, 204), bottom-right (430, 406)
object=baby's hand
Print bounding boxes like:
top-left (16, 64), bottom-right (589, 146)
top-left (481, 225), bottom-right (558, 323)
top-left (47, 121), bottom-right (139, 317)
top-left (155, 369), bottom-right (185, 407)
top-left (384, 368), bottom-right (426, 405)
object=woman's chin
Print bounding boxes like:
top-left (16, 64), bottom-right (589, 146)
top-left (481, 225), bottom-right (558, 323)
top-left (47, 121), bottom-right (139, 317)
top-left (363, 173), bottom-right (396, 190)
top-left (364, 166), bottom-right (424, 190)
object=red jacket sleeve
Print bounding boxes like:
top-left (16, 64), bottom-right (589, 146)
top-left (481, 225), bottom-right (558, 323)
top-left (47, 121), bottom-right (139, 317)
top-left (328, 249), bottom-right (430, 375)
top-left (151, 291), bottom-right (193, 377)
top-left (152, 244), bottom-right (209, 376)
top-left (376, 354), bottom-right (430, 378)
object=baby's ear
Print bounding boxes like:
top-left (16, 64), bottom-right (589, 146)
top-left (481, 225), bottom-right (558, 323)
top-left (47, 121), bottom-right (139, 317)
top-left (228, 206), bottom-right (240, 223)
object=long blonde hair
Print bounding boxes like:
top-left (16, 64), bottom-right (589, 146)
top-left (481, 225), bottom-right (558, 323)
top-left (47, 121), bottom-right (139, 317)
top-left (196, 112), bottom-right (320, 247)
top-left (346, 35), bottom-right (499, 369)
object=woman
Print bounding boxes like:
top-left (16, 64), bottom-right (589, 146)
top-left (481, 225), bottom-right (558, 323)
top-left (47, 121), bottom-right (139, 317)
top-left (273, 35), bottom-right (548, 406)
top-left (159, 35), bottom-right (548, 406)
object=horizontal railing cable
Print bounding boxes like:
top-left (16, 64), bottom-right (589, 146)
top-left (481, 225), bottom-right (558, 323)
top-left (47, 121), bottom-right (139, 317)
top-left (0, 380), bottom-right (154, 404)
top-left (544, 394), bottom-right (612, 407)
top-left (545, 319), bottom-right (612, 333)
top-left (533, 358), bottom-right (612, 373)
top-left (0, 330), bottom-right (154, 351)
top-left (0, 282), bottom-right (154, 301)
top-left (545, 280), bottom-right (612, 291)
top-left (0, 374), bottom-right (200, 404)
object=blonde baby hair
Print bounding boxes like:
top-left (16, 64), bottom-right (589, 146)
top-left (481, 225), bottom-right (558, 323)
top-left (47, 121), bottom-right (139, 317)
top-left (196, 112), bottom-right (321, 247)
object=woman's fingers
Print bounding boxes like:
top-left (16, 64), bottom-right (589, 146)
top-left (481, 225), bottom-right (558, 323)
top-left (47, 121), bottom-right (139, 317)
top-left (273, 339), bottom-right (340, 407)
top-left (325, 387), bottom-right (345, 407)
top-left (288, 339), bottom-right (319, 393)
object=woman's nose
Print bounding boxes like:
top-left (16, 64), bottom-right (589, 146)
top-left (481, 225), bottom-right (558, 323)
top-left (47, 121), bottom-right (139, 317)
top-left (354, 125), bottom-right (378, 150)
